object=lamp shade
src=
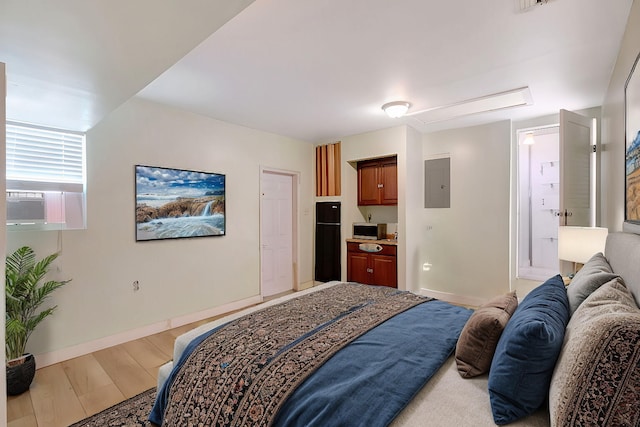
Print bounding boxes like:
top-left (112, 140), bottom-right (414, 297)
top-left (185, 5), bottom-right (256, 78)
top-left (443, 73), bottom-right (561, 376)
top-left (557, 226), bottom-right (608, 264)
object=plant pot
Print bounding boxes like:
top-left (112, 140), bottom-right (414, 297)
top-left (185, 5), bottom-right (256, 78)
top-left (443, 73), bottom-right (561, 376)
top-left (6, 353), bottom-right (36, 395)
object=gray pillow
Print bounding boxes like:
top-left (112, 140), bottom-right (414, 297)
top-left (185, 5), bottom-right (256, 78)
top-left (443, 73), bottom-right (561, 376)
top-left (566, 252), bottom-right (619, 315)
top-left (550, 277), bottom-right (640, 427)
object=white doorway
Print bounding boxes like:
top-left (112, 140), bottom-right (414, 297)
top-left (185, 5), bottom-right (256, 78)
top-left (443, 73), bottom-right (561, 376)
top-left (260, 168), bottom-right (298, 297)
top-left (516, 110), bottom-right (596, 281)
top-left (517, 125), bottom-right (561, 280)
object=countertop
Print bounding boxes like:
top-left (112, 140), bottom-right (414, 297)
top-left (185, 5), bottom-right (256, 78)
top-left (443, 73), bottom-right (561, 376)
top-left (346, 238), bottom-right (398, 246)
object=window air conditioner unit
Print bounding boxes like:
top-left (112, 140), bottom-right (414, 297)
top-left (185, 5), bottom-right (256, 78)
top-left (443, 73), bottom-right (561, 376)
top-left (6, 193), bottom-right (46, 224)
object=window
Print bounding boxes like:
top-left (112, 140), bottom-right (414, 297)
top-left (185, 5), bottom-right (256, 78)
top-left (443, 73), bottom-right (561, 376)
top-left (6, 122), bottom-right (86, 230)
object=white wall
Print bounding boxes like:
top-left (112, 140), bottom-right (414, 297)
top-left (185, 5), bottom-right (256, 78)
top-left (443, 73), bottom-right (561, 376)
top-left (602, 0), bottom-right (640, 232)
top-left (403, 126), bottom-right (423, 293)
top-left (420, 121), bottom-right (512, 302)
top-left (6, 97), bottom-right (314, 360)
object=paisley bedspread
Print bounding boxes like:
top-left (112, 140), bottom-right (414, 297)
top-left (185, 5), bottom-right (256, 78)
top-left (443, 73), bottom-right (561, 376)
top-left (150, 283), bottom-right (471, 426)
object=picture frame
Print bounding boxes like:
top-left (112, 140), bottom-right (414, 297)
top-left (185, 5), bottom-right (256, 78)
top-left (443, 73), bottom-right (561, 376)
top-left (135, 165), bottom-right (225, 241)
top-left (624, 51), bottom-right (640, 231)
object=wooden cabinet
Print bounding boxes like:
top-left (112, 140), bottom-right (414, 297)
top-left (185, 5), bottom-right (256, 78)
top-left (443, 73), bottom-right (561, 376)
top-left (347, 242), bottom-right (397, 288)
top-left (357, 156), bottom-right (397, 206)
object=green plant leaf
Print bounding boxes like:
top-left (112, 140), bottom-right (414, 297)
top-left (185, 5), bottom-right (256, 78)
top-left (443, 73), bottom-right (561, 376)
top-left (5, 246), bottom-right (69, 361)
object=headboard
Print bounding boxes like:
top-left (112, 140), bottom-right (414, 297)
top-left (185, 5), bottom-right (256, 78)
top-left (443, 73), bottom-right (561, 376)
top-left (605, 232), bottom-right (640, 306)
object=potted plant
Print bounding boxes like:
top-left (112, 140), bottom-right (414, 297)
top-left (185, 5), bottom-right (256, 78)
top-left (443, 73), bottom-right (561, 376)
top-left (5, 246), bottom-right (70, 395)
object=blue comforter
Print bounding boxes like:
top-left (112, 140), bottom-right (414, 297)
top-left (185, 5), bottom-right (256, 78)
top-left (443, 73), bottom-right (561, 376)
top-left (151, 294), bottom-right (471, 426)
top-left (274, 300), bottom-right (471, 426)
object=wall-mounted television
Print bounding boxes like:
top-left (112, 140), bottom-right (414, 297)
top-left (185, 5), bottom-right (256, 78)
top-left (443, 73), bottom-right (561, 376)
top-left (135, 165), bottom-right (225, 241)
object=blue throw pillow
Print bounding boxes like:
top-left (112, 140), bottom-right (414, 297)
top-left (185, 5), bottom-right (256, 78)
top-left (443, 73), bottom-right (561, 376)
top-left (488, 275), bottom-right (570, 425)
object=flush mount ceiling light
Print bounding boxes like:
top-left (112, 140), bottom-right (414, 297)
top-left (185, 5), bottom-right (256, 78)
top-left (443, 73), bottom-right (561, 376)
top-left (519, 124), bottom-right (558, 146)
top-left (382, 101), bottom-right (411, 118)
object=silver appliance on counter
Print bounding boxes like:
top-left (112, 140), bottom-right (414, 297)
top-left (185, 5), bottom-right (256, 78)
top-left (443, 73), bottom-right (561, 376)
top-left (352, 222), bottom-right (387, 240)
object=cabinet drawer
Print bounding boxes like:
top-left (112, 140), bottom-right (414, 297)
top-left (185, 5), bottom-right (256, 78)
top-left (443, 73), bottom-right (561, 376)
top-left (347, 242), bottom-right (396, 256)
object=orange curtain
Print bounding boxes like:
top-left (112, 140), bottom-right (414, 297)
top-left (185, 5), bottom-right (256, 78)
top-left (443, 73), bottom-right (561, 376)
top-left (315, 141), bottom-right (341, 196)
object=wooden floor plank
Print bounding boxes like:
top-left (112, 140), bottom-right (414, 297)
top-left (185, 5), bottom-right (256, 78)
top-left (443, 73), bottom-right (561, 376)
top-left (92, 346), bottom-right (156, 398)
top-left (29, 364), bottom-right (86, 427)
top-left (122, 337), bottom-right (171, 370)
top-left (60, 353), bottom-right (128, 416)
top-left (145, 364), bottom-right (163, 382)
top-left (7, 392), bottom-right (34, 423)
top-left (78, 383), bottom-right (126, 416)
top-left (61, 354), bottom-right (114, 397)
top-left (7, 414), bottom-right (37, 427)
top-left (145, 330), bottom-right (177, 358)
top-left (168, 323), bottom-right (196, 338)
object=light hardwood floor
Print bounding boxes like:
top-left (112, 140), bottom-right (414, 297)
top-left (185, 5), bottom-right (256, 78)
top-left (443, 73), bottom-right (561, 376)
top-left (6, 313), bottom-right (238, 427)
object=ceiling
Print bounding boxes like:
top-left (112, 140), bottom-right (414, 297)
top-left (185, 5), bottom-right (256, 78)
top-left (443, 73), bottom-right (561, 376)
top-left (0, 0), bottom-right (254, 132)
top-left (1, 0), bottom-right (634, 143)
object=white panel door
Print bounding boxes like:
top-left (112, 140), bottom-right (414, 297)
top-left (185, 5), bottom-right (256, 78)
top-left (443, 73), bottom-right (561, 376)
top-left (260, 172), bottom-right (294, 297)
top-left (559, 109), bottom-right (595, 226)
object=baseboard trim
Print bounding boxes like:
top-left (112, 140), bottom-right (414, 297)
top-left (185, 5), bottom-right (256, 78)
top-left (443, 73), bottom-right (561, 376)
top-left (297, 280), bottom-right (314, 291)
top-left (419, 288), bottom-right (485, 308)
top-left (35, 294), bottom-right (263, 368)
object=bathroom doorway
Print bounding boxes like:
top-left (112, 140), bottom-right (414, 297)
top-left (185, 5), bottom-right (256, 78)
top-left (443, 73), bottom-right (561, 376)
top-left (516, 110), bottom-right (597, 281)
top-left (517, 125), bottom-right (561, 280)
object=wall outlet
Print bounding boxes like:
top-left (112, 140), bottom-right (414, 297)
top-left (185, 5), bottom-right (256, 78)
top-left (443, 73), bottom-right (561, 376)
top-left (132, 280), bottom-right (140, 292)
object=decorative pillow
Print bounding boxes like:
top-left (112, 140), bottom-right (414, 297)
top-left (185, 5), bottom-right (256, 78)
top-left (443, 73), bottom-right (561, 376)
top-left (455, 291), bottom-right (518, 378)
top-left (549, 277), bottom-right (640, 427)
top-left (488, 274), bottom-right (570, 425)
top-left (566, 252), bottom-right (619, 315)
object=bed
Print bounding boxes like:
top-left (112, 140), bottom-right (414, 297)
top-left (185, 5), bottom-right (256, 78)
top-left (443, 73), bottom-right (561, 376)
top-left (152, 232), bottom-right (640, 426)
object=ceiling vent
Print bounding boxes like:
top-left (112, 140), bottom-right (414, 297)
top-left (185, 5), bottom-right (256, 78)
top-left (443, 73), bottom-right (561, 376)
top-left (520, 0), bottom-right (551, 11)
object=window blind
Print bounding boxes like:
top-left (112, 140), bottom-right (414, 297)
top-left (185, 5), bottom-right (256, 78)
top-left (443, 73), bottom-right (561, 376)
top-left (6, 122), bottom-right (85, 191)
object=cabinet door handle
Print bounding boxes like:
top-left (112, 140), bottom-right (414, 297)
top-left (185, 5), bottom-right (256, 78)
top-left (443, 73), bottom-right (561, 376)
top-left (377, 184), bottom-right (384, 188)
top-left (367, 268), bottom-right (374, 273)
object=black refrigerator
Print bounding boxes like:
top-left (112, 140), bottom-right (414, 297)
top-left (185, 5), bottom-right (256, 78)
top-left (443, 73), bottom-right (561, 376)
top-left (315, 201), bottom-right (341, 282)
